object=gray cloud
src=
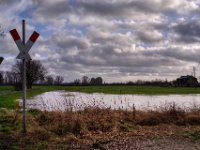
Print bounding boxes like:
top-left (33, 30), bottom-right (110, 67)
top-left (77, 0), bottom-right (180, 17)
top-left (141, 47), bottom-right (200, 63)
top-left (173, 21), bottom-right (200, 43)
top-left (1, 0), bottom-right (200, 82)
top-left (53, 36), bottom-right (89, 50)
top-left (0, 0), bottom-right (20, 5)
top-left (34, 0), bottom-right (72, 18)
top-left (138, 30), bottom-right (163, 44)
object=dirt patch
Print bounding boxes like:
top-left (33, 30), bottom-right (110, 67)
top-left (101, 137), bottom-right (200, 150)
top-left (66, 133), bottom-right (200, 150)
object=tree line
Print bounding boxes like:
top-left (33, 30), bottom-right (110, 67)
top-left (0, 59), bottom-right (105, 89)
top-left (0, 59), bottom-right (175, 89)
top-left (0, 60), bottom-right (64, 90)
top-left (72, 76), bottom-right (103, 85)
top-left (70, 78), bottom-right (172, 86)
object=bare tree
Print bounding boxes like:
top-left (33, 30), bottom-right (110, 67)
top-left (45, 75), bottom-right (54, 85)
top-left (0, 71), bottom-right (3, 84)
top-left (96, 77), bottom-right (103, 85)
top-left (54, 75), bottom-right (64, 85)
top-left (4, 71), bottom-right (16, 85)
top-left (90, 77), bottom-right (96, 85)
top-left (73, 78), bottom-right (81, 85)
top-left (90, 77), bottom-right (103, 85)
top-left (82, 76), bottom-right (90, 85)
top-left (12, 60), bottom-right (47, 89)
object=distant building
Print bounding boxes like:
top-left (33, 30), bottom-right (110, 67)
top-left (174, 75), bottom-right (198, 87)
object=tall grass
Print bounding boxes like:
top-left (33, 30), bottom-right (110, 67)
top-left (1, 104), bottom-right (200, 149)
top-left (28, 103), bottom-right (200, 134)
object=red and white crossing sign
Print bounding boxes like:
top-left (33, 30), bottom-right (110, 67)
top-left (10, 20), bottom-right (39, 133)
top-left (0, 57), bottom-right (3, 65)
top-left (10, 29), bottom-right (39, 60)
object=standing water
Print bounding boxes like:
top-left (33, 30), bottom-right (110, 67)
top-left (19, 91), bottom-right (200, 111)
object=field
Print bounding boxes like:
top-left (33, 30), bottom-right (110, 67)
top-left (1, 85), bottom-right (200, 149)
top-left (1, 85), bottom-right (200, 109)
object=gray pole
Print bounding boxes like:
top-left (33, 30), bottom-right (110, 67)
top-left (22, 19), bottom-right (26, 133)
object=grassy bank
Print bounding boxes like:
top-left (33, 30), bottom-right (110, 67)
top-left (2, 85), bottom-right (200, 109)
top-left (1, 105), bottom-right (200, 149)
top-left (0, 86), bottom-right (65, 108)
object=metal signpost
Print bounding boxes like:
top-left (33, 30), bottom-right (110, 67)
top-left (10, 20), bottom-right (40, 133)
top-left (0, 57), bottom-right (3, 65)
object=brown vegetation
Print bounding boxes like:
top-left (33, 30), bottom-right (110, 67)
top-left (1, 104), bottom-right (200, 149)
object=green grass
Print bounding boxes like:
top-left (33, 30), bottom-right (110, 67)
top-left (61, 85), bottom-right (200, 95)
top-left (0, 85), bottom-right (65, 108)
top-left (1, 85), bottom-right (200, 108)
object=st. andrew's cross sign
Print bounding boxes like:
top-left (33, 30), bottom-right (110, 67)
top-left (10, 20), bottom-right (40, 133)
top-left (10, 29), bottom-right (39, 60)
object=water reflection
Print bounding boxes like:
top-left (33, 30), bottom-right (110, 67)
top-left (20, 91), bottom-right (200, 111)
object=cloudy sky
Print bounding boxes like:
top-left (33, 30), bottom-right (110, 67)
top-left (0, 0), bottom-right (200, 82)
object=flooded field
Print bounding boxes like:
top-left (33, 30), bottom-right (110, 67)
top-left (19, 91), bottom-right (200, 111)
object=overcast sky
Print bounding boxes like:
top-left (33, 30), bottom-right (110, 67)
top-left (0, 0), bottom-right (200, 82)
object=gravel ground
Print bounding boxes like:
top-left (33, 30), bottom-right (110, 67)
top-left (1, 133), bottom-right (200, 149)
top-left (70, 137), bottom-right (200, 150)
